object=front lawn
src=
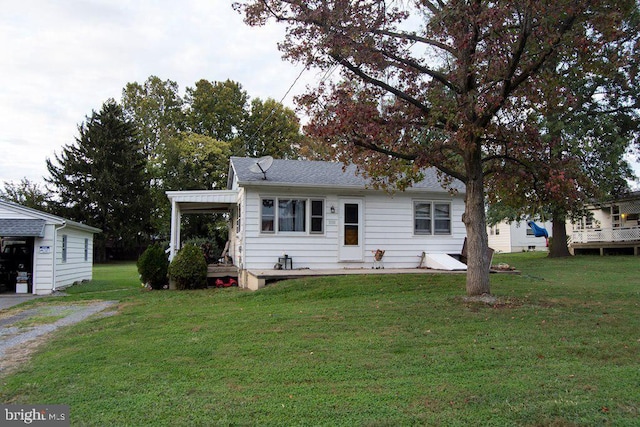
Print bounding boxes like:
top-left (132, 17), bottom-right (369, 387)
top-left (1, 253), bottom-right (639, 425)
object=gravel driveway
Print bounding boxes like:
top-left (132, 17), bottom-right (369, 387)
top-left (0, 300), bottom-right (118, 375)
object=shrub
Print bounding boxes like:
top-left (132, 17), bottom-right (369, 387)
top-left (168, 244), bottom-right (208, 290)
top-left (183, 237), bottom-right (223, 264)
top-left (136, 244), bottom-right (169, 290)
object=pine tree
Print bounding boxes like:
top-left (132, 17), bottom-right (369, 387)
top-left (46, 99), bottom-right (152, 261)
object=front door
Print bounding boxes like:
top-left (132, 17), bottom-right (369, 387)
top-left (339, 199), bottom-right (363, 262)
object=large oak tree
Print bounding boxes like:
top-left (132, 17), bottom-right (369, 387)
top-left (486, 8), bottom-right (640, 258)
top-left (236, 0), bottom-right (639, 296)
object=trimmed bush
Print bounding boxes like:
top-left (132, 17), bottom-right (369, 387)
top-left (183, 237), bottom-right (224, 264)
top-left (136, 244), bottom-right (169, 289)
top-left (168, 244), bottom-right (208, 290)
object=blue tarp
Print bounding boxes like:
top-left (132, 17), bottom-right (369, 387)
top-left (527, 221), bottom-right (549, 238)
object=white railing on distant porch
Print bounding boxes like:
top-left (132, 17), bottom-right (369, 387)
top-left (572, 226), bottom-right (640, 243)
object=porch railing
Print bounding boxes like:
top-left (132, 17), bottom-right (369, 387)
top-left (571, 226), bottom-right (640, 244)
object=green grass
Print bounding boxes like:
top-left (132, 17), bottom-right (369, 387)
top-left (1, 253), bottom-right (639, 426)
top-left (62, 262), bottom-right (142, 300)
top-left (11, 310), bottom-right (72, 329)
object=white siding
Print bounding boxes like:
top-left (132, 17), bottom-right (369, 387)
top-left (509, 221), bottom-right (551, 252)
top-left (592, 208), bottom-right (611, 228)
top-left (32, 225), bottom-right (56, 294)
top-left (487, 224), bottom-right (513, 253)
top-left (230, 187), bottom-right (244, 269)
top-left (54, 227), bottom-right (94, 290)
top-left (0, 201), bottom-right (98, 295)
top-left (0, 205), bottom-right (36, 219)
top-left (488, 220), bottom-right (551, 253)
top-left (241, 188), bottom-right (466, 270)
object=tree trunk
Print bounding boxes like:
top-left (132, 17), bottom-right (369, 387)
top-left (462, 170), bottom-right (492, 296)
top-left (549, 210), bottom-right (571, 257)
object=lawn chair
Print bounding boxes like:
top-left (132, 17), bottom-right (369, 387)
top-left (372, 249), bottom-right (385, 269)
top-left (218, 241), bottom-right (232, 265)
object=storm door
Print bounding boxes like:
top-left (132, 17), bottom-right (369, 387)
top-left (338, 199), bottom-right (363, 262)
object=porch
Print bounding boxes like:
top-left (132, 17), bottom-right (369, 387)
top-left (570, 226), bottom-right (640, 255)
top-left (240, 267), bottom-right (465, 291)
top-left (167, 190), bottom-right (238, 261)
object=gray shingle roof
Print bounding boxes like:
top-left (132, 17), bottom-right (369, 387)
top-left (230, 157), bottom-right (465, 193)
top-left (0, 219), bottom-right (46, 237)
top-left (0, 199), bottom-right (101, 234)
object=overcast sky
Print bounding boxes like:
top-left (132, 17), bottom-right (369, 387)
top-left (0, 0), bottom-right (318, 185)
top-left (1, 1), bottom-right (637, 189)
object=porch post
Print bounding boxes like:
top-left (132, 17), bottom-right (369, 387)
top-left (169, 198), bottom-right (181, 261)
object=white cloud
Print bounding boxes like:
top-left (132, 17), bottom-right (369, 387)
top-left (0, 0), bottom-right (311, 185)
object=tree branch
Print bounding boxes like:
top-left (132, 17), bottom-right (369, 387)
top-left (349, 133), bottom-right (417, 161)
top-left (479, 13), bottom-right (578, 127)
top-left (372, 28), bottom-right (459, 57)
top-left (331, 53), bottom-right (432, 116)
top-left (379, 48), bottom-right (461, 94)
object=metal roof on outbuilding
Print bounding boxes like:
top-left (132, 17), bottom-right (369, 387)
top-left (0, 219), bottom-right (46, 237)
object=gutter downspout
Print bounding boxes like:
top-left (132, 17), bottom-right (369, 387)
top-left (52, 221), bottom-right (67, 293)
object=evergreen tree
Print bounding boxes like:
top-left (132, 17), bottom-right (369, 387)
top-left (46, 99), bottom-right (152, 261)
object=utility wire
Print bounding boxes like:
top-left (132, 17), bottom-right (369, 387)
top-left (246, 65), bottom-right (307, 147)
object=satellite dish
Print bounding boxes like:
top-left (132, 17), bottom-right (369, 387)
top-left (249, 156), bottom-right (274, 180)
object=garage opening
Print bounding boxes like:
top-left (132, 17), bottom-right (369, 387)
top-left (0, 237), bottom-right (34, 293)
top-left (0, 218), bottom-right (43, 294)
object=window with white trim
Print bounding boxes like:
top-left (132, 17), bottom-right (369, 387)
top-left (261, 199), bottom-right (275, 233)
top-left (62, 235), bottom-right (68, 263)
top-left (84, 238), bottom-right (89, 261)
top-left (261, 197), bottom-right (324, 234)
top-left (414, 201), bottom-right (451, 235)
top-left (310, 200), bottom-right (324, 234)
top-left (278, 199), bottom-right (306, 232)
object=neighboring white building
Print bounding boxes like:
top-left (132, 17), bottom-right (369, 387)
top-left (487, 220), bottom-right (552, 253)
top-left (168, 157), bottom-right (467, 290)
top-left (570, 190), bottom-right (640, 255)
top-left (0, 200), bottom-right (101, 295)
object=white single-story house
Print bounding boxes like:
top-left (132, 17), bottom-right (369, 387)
top-left (487, 220), bottom-right (552, 253)
top-left (569, 190), bottom-right (640, 255)
top-left (168, 157), bottom-right (467, 290)
top-left (0, 199), bottom-right (101, 295)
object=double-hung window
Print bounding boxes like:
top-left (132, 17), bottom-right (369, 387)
top-left (414, 201), bottom-right (451, 235)
top-left (310, 200), bottom-right (324, 234)
top-left (278, 199), bottom-right (306, 232)
top-left (261, 199), bottom-right (275, 232)
top-left (261, 198), bottom-right (324, 234)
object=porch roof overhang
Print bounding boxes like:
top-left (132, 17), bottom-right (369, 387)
top-left (166, 190), bottom-right (239, 213)
top-left (0, 219), bottom-right (46, 237)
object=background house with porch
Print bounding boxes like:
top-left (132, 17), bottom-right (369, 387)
top-left (570, 191), bottom-right (640, 255)
top-left (168, 157), bottom-right (467, 290)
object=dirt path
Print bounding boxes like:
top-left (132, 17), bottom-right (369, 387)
top-left (0, 301), bottom-right (118, 376)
